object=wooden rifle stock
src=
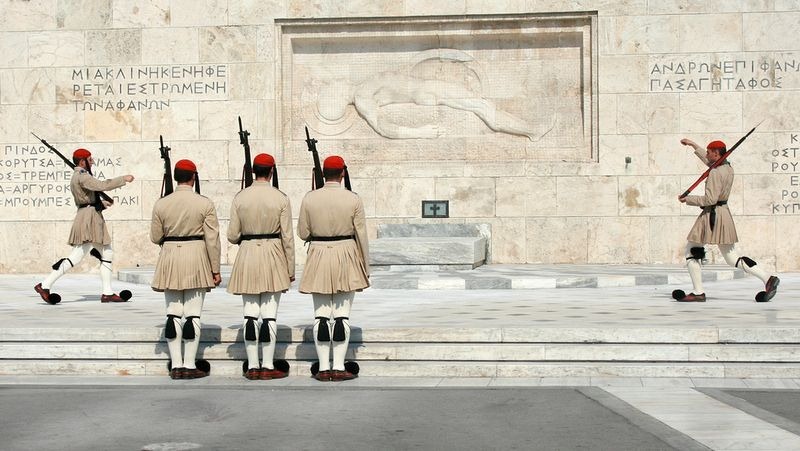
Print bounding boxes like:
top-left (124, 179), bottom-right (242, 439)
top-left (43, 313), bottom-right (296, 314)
top-left (159, 135), bottom-right (174, 197)
top-left (31, 132), bottom-right (113, 209)
top-left (238, 116), bottom-right (253, 189)
top-left (679, 121), bottom-right (763, 198)
top-left (305, 126), bottom-right (324, 190)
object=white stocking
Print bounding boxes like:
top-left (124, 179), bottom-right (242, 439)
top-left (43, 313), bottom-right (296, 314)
top-left (331, 292), bottom-right (354, 371)
top-left (99, 245), bottom-right (114, 295)
top-left (260, 292), bottom-right (281, 370)
top-left (312, 294), bottom-right (333, 372)
top-left (242, 294), bottom-right (261, 370)
top-left (42, 244), bottom-right (92, 289)
top-left (164, 290), bottom-right (185, 369)
top-left (719, 244), bottom-right (770, 284)
top-left (181, 289), bottom-right (205, 369)
top-left (685, 242), bottom-right (704, 294)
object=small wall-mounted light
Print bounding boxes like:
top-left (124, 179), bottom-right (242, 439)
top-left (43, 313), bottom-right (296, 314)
top-left (625, 156), bottom-right (632, 164)
top-left (422, 200), bottom-right (449, 218)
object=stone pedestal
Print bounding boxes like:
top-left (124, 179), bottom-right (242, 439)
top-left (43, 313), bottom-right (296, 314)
top-left (370, 223), bottom-right (489, 269)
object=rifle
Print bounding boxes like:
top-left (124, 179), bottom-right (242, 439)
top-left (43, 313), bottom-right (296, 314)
top-left (238, 116), bottom-right (253, 189)
top-left (159, 135), bottom-right (174, 197)
top-left (679, 120), bottom-right (763, 198)
top-left (31, 132), bottom-right (113, 210)
top-left (305, 126), bottom-right (324, 190)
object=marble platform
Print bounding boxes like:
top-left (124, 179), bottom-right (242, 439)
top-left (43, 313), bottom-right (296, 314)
top-left (369, 224), bottom-right (488, 269)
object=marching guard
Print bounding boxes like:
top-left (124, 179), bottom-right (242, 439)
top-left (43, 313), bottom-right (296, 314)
top-left (675, 139), bottom-right (780, 302)
top-left (34, 148), bottom-right (135, 304)
top-left (150, 159), bottom-right (221, 379)
top-left (228, 153), bottom-right (295, 380)
top-left (297, 155), bottom-right (369, 381)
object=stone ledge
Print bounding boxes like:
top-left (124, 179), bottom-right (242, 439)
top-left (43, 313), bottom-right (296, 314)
top-left (117, 265), bottom-right (746, 290)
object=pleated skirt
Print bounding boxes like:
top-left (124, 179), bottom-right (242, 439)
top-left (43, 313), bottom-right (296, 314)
top-left (151, 241), bottom-right (215, 292)
top-left (68, 208), bottom-right (111, 246)
top-left (227, 239), bottom-right (291, 294)
top-left (686, 207), bottom-right (738, 245)
top-left (299, 240), bottom-right (369, 294)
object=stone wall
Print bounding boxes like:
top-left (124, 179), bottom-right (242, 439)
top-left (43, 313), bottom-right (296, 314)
top-left (0, 0), bottom-right (798, 273)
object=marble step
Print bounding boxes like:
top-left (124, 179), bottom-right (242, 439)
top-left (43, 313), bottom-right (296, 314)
top-left (3, 360), bottom-right (800, 379)
top-left (5, 327), bottom-right (797, 343)
top-left (3, 342), bottom-right (800, 363)
top-left (117, 265), bottom-right (745, 290)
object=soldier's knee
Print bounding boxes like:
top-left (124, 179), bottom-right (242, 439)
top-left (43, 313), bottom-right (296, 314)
top-left (686, 246), bottom-right (705, 261)
top-left (736, 256), bottom-right (757, 269)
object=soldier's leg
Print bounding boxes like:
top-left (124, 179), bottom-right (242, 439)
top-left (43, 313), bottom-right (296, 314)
top-left (242, 294), bottom-right (261, 373)
top-left (331, 291), bottom-right (355, 372)
top-left (164, 289), bottom-right (185, 377)
top-left (98, 245), bottom-right (114, 295)
top-left (259, 292), bottom-right (281, 370)
top-left (312, 294), bottom-right (333, 374)
top-left (182, 288), bottom-right (206, 373)
top-left (719, 244), bottom-right (770, 283)
top-left (41, 243), bottom-right (92, 289)
top-left (685, 242), bottom-right (705, 294)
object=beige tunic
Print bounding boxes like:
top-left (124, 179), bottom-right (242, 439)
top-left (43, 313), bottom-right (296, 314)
top-left (150, 185), bottom-right (222, 292)
top-left (297, 182), bottom-right (370, 294)
top-left (67, 167), bottom-right (126, 246)
top-left (227, 181), bottom-right (295, 294)
top-left (685, 148), bottom-right (738, 244)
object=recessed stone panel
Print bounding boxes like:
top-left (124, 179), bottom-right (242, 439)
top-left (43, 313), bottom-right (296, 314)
top-left (111, 0), bottom-right (171, 28)
top-left (277, 13), bottom-right (598, 162)
top-left (28, 31), bottom-right (83, 67)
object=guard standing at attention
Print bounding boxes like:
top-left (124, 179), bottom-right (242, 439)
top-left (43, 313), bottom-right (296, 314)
top-left (151, 159), bottom-right (221, 379)
top-left (297, 155), bottom-right (369, 381)
top-left (228, 153), bottom-right (295, 380)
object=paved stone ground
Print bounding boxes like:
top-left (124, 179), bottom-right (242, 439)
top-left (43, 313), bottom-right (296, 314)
top-left (0, 267), bottom-right (794, 330)
top-left (2, 266), bottom-right (800, 450)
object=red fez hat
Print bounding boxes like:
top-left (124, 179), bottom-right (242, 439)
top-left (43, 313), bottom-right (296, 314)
top-left (73, 148), bottom-right (91, 159)
top-left (175, 159), bottom-right (197, 172)
top-left (253, 153), bottom-right (275, 167)
top-left (707, 140), bottom-right (726, 151)
top-left (323, 155), bottom-right (345, 170)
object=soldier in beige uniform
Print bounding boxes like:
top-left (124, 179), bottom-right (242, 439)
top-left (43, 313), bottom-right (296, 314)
top-left (151, 159), bottom-right (222, 379)
top-left (228, 153), bottom-right (295, 380)
top-left (298, 155), bottom-right (369, 381)
top-left (676, 139), bottom-right (779, 302)
top-left (34, 148), bottom-right (134, 305)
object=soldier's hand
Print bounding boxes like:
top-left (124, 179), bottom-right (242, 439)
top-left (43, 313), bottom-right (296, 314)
top-left (123, 175), bottom-right (135, 183)
top-left (289, 276), bottom-right (295, 282)
top-left (101, 200), bottom-right (112, 208)
top-left (678, 196), bottom-right (687, 203)
top-left (680, 139), bottom-right (696, 148)
top-left (212, 273), bottom-right (222, 286)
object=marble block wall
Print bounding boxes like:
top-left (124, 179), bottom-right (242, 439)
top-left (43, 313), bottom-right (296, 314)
top-left (0, 0), bottom-right (799, 273)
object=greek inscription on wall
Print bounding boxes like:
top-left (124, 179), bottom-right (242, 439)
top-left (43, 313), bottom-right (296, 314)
top-left (64, 65), bottom-right (228, 112)
top-left (0, 144), bottom-right (139, 212)
top-left (649, 57), bottom-right (799, 92)
top-left (771, 133), bottom-right (800, 214)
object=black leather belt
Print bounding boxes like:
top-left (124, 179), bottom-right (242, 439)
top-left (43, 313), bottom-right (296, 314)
top-left (309, 235), bottom-right (354, 242)
top-left (704, 200), bottom-right (728, 231)
top-left (240, 233), bottom-right (281, 241)
top-left (162, 235), bottom-right (204, 242)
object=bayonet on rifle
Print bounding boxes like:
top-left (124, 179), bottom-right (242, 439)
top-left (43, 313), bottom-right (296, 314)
top-left (159, 135), bottom-right (174, 197)
top-left (239, 116), bottom-right (253, 189)
top-left (305, 126), bottom-right (324, 190)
